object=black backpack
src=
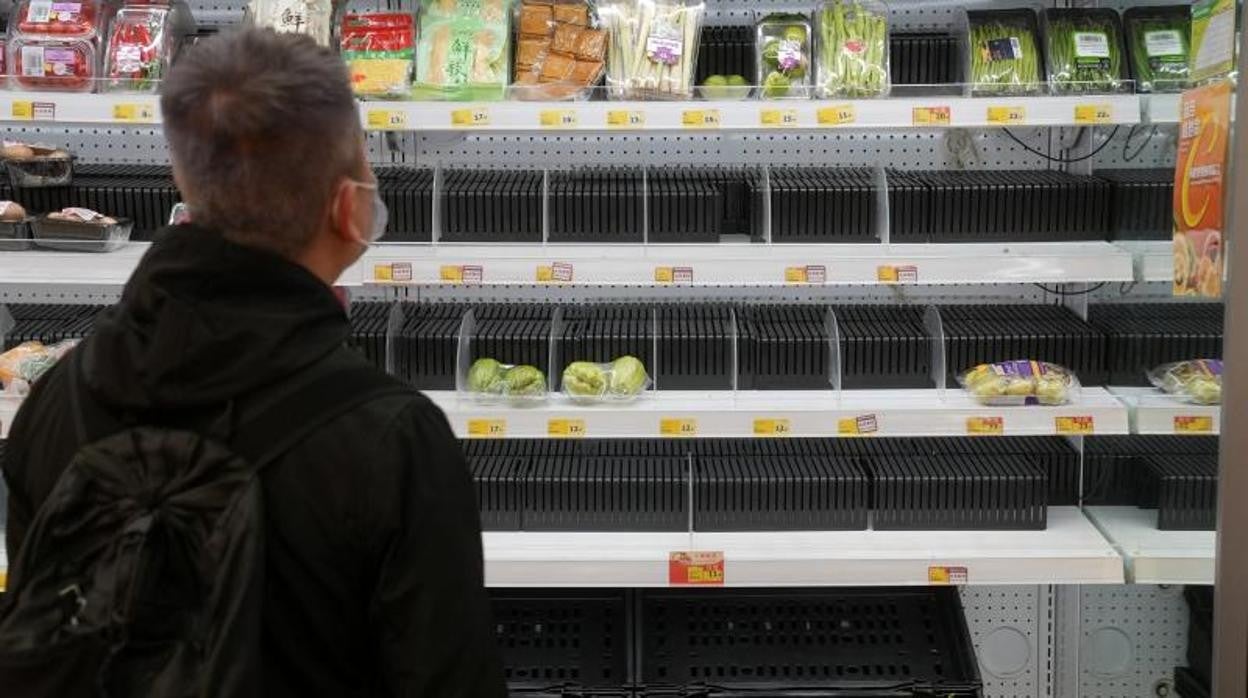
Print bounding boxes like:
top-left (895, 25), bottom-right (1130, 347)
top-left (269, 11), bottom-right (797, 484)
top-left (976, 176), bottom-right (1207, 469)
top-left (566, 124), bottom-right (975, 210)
top-left (0, 355), bottom-right (407, 697)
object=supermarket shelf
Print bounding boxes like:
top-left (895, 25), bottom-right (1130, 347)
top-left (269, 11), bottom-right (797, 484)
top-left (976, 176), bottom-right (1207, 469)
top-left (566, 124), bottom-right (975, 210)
top-left (1111, 386), bottom-right (1221, 436)
top-left (481, 508), bottom-right (1125, 587)
top-left (1086, 506), bottom-right (1215, 585)
top-left (0, 92), bottom-right (1144, 130)
top-left (364, 241), bottom-right (1136, 286)
top-left (432, 388), bottom-right (1130, 439)
top-left (1118, 240), bottom-right (1173, 283)
top-left (1146, 93), bottom-right (1238, 125)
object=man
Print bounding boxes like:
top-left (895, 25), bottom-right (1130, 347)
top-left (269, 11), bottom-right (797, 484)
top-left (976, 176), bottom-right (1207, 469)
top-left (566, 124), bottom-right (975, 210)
top-left (2, 30), bottom-right (506, 697)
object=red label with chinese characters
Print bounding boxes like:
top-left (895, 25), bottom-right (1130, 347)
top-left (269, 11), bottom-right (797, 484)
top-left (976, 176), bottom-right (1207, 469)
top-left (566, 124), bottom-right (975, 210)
top-left (669, 551), bottom-right (725, 586)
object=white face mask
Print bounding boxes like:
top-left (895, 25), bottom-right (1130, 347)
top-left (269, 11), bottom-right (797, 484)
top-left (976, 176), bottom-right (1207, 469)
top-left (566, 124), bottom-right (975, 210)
top-left (347, 179), bottom-right (388, 245)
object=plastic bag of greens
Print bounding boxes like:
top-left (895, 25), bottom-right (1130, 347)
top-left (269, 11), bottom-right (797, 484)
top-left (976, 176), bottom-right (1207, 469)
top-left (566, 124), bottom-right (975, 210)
top-left (1148, 359), bottom-right (1222, 405)
top-left (815, 0), bottom-right (890, 98)
top-left (966, 8), bottom-right (1044, 96)
top-left (958, 360), bottom-right (1080, 407)
top-left (465, 357), bottom-right (549, 403)
top-left (1124, 5), bottom-right (1190, 93)
top-left (1043, 8), bottom-right (1129, 94)
top-left (756, 13), bottom-right (813, 99)
top-left (413, 8), bottom-right (513, 100)
top-left (562, 355), bottom-right (652, 403)
top-left (601, 0), bottom-right (706, 100)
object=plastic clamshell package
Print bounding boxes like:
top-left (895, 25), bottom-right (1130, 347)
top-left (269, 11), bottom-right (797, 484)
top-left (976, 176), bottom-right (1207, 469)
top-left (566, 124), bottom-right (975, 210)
top-left (11, 0), bottom-right (102, 39)
top-left (31, 215), bottom-right (132, 252)
top-left (561, 356), bottom-right (652, 404)
top-left (966, 8), bottom-right (1045, 96)
top-left (9, 35), bottom-right (96, 92)
top-left (5, 153), bottom-right (72, 187)
top-left (814, 0), bottom-right (891, 98)
top-left (756, 13), bottom-right (813, 99)
top-left (103, 4), bottom-right (193, 93)
top-left (1042, 8), bottom-right (1130, 95)
top-left (465, 358), bottom-right (550, 404)
top-left (1123, 5), bottom-right (1190, 93)
top-left (601, 0), bottom-right (706, 100)
top-left (958, 359), bottom-right (1081, 407)
top-left (1148, 359), bottom-right (1223, 405)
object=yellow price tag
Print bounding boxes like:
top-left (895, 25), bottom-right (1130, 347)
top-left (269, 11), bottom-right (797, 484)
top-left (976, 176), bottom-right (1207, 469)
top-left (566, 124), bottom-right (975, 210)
top-left (986, 105), bottom-right (1025, 124)
top-left (682, 109), bottom-right (720, 128)
top-left (753, 418), bottom-right (791, 436)
top-left (467, 419), bottom-right (506, 438)
top-left (967, 416), bottom-right (1004, 435)
top-left (113, 103), bottom-right (156, 123)
top-left (1056, 416), bottom-right (1095, 435)
top-left (440, 265), bottom-right (464, 283)
top-left (536, 265), bottom-right (553, 282)
top-left (817, 105), bottom-right (856, 125)
top-left (660, 418), bottom-right (698, 436)
top-left (838, 415), bottom-right (879, 436)
top-left (451, 108), bottom-right (491, 127)
top-left (367, 109), bottom-right (408, 130)
top-left (549, 418), bottom-right (587, 438)
top-left (761, 108), bottom-right (799, 126)
top-left (1074, 104), bottom-right (1113, 124)
top-left (837, 418), bottom-right (860, 435)
top-left (912, 106), bottom-right (951, 126)
top-left (0, 570), bottom-right (6, 592)
top-left (540, 109), bottom-right (578, 128)
top-left (10, 101), bottom-right (33, 120)
top-left (877, 265), bottom-right (918, 283)
top-left (1175, 416), bottom-right (1214, 433)
top-left (928, 565), bottom-right (968, 584)
top-left (607, 109), bottom-right (645, 128)
top-left (374, 264), bottom-right (394, 282)
top-left (785, 267), bottom-right (808, 283)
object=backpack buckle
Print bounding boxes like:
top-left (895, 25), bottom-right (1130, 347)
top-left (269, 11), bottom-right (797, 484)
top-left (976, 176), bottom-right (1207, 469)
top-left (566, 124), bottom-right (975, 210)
top-left (58, 584), bottom-right (88, 627)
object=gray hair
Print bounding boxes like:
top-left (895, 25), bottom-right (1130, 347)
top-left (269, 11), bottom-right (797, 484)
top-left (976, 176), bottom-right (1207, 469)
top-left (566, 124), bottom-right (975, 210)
top-left (160, 29), bottom-right (363, 258)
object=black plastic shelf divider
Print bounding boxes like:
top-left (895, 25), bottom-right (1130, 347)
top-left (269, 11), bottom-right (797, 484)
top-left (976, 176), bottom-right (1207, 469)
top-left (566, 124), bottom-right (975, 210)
top-left (1087, 303), bottom-right (1223, 386)
top-left (939, 304), bottom-right (1108, 385)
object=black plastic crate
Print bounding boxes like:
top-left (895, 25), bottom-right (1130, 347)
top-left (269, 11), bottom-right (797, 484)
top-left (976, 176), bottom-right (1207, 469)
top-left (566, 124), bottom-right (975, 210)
top-left (765, 167), bottom-right (879, 243)
top-left (639, 587), bottom-right (982, 697)
top-left (549, 168), bottom-right (645, 243)
top-left (347, 301), bottom-right (392, 370)
top-left (391, 302), bottom-right (465, 390)
top-left (440, 169), bottom-right (545, 243)
top-left (1138, 455), bottom-right (1217, 530)
top-left (464, 446), bottom-right (528, 531)
top-left (470, 304), bottom-right (556, 380)
top-left (890, 32), bottom-right (962, 88)
top-left (1087, 303), bottom-right (1223, 386)
top-left (490, 589), bottom-right (630, 697)
top-left (524, 452), bottom-right (688, 531)
top-left (735, 304), bottom-right (830, 390)
top-left (555, 305), bottom-right (655, 391)
top-left (694, 25), bottom-right (755, 88)
top-left (655, 305), bottom-right (735, 390)
top-left (1083, 436), bottom-right (1219, 506)
top-left (836, 304), bottom-right (934, 389)
top-left (1096, 168), bottom-right (1173, 241)
top-left (1184, 586), bottom-right (1213, 690)
top-left (693, 453), bottom-right (868, 531)
top-left (939, 304), bottom-right (1108, 385)
top-left (871, 454), bottom-right (1047, 530)
top-left (933, 436), bottom-right (1080, 506)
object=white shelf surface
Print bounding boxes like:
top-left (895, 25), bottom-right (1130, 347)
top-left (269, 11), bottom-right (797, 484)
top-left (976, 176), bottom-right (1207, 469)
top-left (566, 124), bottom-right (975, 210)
top-left (433, 388), bottom-right (1130, 439)
top-left (1086, 506), bottom-right (1215, 585)
top-left (364, 241), bottom-right (1136, 286)
top-left (0, 91), bottom-right (1144, 130)
top-left (1111, 386), bottom-right (1221, 435)
top-left (482, 508), bottom-right (1124, 587)
top-left (1117, 240), bottom-right (1174, 283)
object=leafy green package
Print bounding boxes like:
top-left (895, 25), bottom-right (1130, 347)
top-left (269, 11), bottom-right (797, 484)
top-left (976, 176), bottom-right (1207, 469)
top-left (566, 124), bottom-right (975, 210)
top-left (465, 357), bottom-right (548, 402)
top-left (1124, 5), bottom-right (1190, 93)
top-left (1191, 0), bottom-right (1237, 83)
top-left (562, 356), bottom-right (651, 402)
top-left (756, 13), bottom-right (813, 99)
top-left (1043, 8), bottom-right (1129, 94)
top-left (967, 9), bottom-right (1044, 96)
top-left (815, 0), bottom-right (890, 98)
top-left (413, 14), bottom-right (511, 100)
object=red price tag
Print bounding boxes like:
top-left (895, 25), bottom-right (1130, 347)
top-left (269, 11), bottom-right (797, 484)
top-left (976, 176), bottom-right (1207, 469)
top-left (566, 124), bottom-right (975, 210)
top-left (669, 551), bottom-right (725, 586)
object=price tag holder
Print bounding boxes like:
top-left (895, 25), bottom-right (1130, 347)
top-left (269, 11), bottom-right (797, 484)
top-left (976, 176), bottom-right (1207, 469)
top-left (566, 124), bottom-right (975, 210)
top-left (682, 109), bottom-right (721, 128)
top-left (877, 265), bottom-right (918, 283)
top-left (838, 414), bottom-right (879, 436)
top-left (1055, 416), bottom-right (1095, 435)
top-left (660, 417), bottom-right (698, 437)
top-left (537, 261), bottom-right (574, 283)
top-left (966, 416), bottom-right (1004, 435)
top-left (607, 109), bottom-right (645, 128)
top-left (912, 106), bottom-right (951, 126)
top-left (817, 104), bottom-right (856, 126)
top-left (540, 108), bottom-right (578, 129)
top-left (451, 107), bottom-right (491, 127)
top-left (366, 108), bottom-right (408, 130)
top-left (1074, 104), bottom-right (1113, 124)
top-left (760, 108), bottom-right (799, 127)
top-left (655, 266), bottom-right (693, 284)
top-left (753, 418), bottom-right (791, 436)
top-left (669, 551), bottom-right (725, 586)
top-left (548, 418), bottom-right (587, 438)
top-left (784, 265), bottom-right (827, 284)
top-left (986, 105), bottom-right (1025, 124)
top-left (467, 419), bottom-right (506, 438)
top-left (440, 265), bottom-right (464, 283)
top-left (1174, 415), bottom-right (1215, 434)
top-left (113, 102), bottom-right (157, 123)
top-left (928, 565), bottom-right (969, 585)
top-left (10, 100), bottom-right (33, 120)
top-left (373, 262), bottom-right (413, 283)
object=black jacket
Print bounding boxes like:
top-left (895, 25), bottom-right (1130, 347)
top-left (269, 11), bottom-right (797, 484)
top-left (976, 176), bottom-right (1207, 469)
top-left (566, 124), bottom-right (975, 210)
top-left (2, 226), bottom-right (507, 698)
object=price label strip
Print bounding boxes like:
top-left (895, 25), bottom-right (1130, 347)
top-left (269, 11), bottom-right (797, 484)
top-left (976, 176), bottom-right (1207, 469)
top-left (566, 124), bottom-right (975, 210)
top-left (966, 416), bottom-right (1004, 435)
top-left (669, 551), bottom-right (725, 586)
top-left (467, 419), bottom-right (506, 438)
top-left (986, 105), bottom-right (1025, 124)
top-left (655, 266), bottom-right (694, 284)
top-left (607, 109), bottom-right (645, 128)
top-left (366, 109), bottom-right (407, 130)
top-left (817, 105), bottom-right (856, 126)
top-left (838, 414), bottom-right (879, 436)
top-left (1174, 415), bottom-right (1215, 433)
top-left (760, 108), bottom-right (799, 127)
top-left (540, 109), bottom-right (578, 128)
top-left (1055, 416), bottom-right (1095, 435)
top-left (451, 107), bottom-right (491, 127)
top-left (548, 418), bottom-right (587, 438)
top-left (537, 261), bottom-right (574, 283)
top-left (114, 103), bottom-right (157, 123)
top-left (785, 265), bottom-right (827, 284)
top-left (912, 106), bottom-right (951, 126)
top-left (374, 262), bottom-right (414, 283)
top-left (660, 417), bottom-right (698, 437)
top-left (928, 565), bottom-right (969, 585)
top-left (682, 109), bottom-right (721, 129)
top-left (877, 265), bottom-right (918, 283)
top-left (1074, 104), bottom-right (1113, 124)
top-left (753, 418), bottom-right (791, 436)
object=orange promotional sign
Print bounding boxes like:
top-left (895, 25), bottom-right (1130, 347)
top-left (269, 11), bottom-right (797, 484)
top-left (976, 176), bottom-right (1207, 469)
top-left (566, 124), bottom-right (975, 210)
top-left (1173, 81), bottom-right (1231, 298)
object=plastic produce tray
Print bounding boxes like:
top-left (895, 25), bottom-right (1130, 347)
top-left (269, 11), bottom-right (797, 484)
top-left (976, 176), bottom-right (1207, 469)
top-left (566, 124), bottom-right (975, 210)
top-left (639, 587), bottom-right (982, 697)
top-left (440, 169), bottom-right (545, 243)
top-left (0, 219), bottom-right (31, 251)
top-left (32, 215), bottom-right (133, 252)
top-left (548, 168), bottom-right (644, 243)
top-left (655, 305), bottom-right (735, 390)
top-left (735, 304), bottom-right (831, 390)
top-left (836, 304), bottom-right (934, 389)
top-left (939, 304), bottom-right (1108, 385)
top-left (1096, 168), bottom-right (1173, 241)
top-left (1138, 455), bottom-right (1217, 530)
top-left (871, 453), bottom-right (1048, 530)
top-left (1184, 585), bottom-right (1213, 691)
top-left (1087, 303), bottom-right (1223, 386)
top-left (890, 32), bottom-right (962, 88)
top-left (490, 589), bottom-right (630, 697)
top-left (390, 302), bottom-right (465, 390)
top-left (555, 305), bottom-right (655, 391)
top-left (693, 451), bottom-right (868, 531)
top-left (761, 167), bottom-right (879, 243)
top-left (1, 303), bottom-right (106, 349)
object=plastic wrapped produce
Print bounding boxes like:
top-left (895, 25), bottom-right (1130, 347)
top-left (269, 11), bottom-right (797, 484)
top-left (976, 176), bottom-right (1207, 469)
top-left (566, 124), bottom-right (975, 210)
top-left (815, 0), bottom-right (890, 98)
top-left (1124, 5), bottom-right (1190, 93)
top-left (9, 36), bottom-right (95, 92)
top-left (413, 6), bottom-right (512, 100)
top-left (959, 360), bottom-right (1080, 406)
top-left (11, 0), bottom-right (102, 38)
top-left (756, 13), bottom-right (812, 99)
top-left (103, 4), bottom-right (194, 93)
top-left (247, 0), bottom-right (334, 46)
top-left (512, 0), bottom-right (607, 100)
top-left (423, 0), bottom-right (509, 23)
top-left (1043, 8), bottom-right (1128, 94)
top-left (0, 339), bottom-right (78, 393)
top-left (601, 0), bottom-right (705, 100)
top-left (562, 355), bottom-right (652, 402)
top-left (1149, 359), bottom-right (1222, 405)
top-left (966, 9), bottom-right (1043, 96)
top-left (465, 357), bottom-right (548, 402)
top-left (341, 13), bottom-right (416, 98)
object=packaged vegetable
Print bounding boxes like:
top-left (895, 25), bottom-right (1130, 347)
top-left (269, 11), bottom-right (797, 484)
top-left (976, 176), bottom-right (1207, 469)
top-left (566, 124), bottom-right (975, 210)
top-left (562, 355), bottom-right (651, 402)
top-left (756, 13), bottom-right (813, 99)
top-left (1124, 5), bottom-right (1190, 93)
top-left (601, 0), bottom-right (705, 100)
top-left (341, 12), bottom-right (416, 98)
top-left (966, 9), bottom-right (1044, 96)
top-left (466, 357), bottom-right (548, 401)
top-left (815, 0), bottom-right (890, 98)
top-left (1042, 8), bottom-right (1129, 94)
top-left (9, 36), bottom-right (95, 92)
top-left (11, 0), bottom-right (102, 39)
top-left (103, 4), bottom-right (194, 93)
top-left (0, 339), bottom-right (77, 392)
top-left (423, 0), bottom-right (509, 24)
top-left (1148, 359), bottom-right (1222, 405)
top-left (511, 0), bottom-right (606, 100)
top-left (413, 9), bottom-right (512, 100)
top-left (247, 0), bottom-right (335, 46)
top-left (958, 360), bottom-right (1080, 406)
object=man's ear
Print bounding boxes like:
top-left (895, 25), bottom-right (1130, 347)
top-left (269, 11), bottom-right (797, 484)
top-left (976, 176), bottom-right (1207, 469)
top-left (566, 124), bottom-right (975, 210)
top-left (327, 178), bottom-right (357, 243)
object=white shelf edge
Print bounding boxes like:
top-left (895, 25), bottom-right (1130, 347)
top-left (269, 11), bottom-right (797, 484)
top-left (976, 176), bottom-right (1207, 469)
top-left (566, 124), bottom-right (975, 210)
top-left (1085, 506), bottom-right (1214, 585)
top-left (1109, 386), bottom-right (1221, 436)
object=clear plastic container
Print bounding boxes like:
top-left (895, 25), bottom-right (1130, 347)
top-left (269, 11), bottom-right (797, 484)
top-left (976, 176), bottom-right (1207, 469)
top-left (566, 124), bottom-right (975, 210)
top-left (10, 0), bottom-right (103, 39)
top-left (32, 214), bottom-right (132, 252)
top-left (5, 152), bottom-right (72, 187)
top-left (1042, 8), bottom-right (1130, 95)
top-left (247, 0), bottom-right (334, 46)
top-left (815, 0), bottom-right (891, 98)
top-left (966, 8), bottom-right (1045, 97)
top-left (602, 0), bottom-right (706, 100)
top-left (1123, 5), bottom-right (1190, 94)
top-left (958, 360), bottom-right (1081, 406)
top-left (756, 13), bottom-right (813, 99)
top-left (511, 0), bottom-right (606, 101)
top-left (103, 4), bottom-right (193, 93)
top-left (9, 36), bottom-right (96, 92)
top-left (464, 358), bottom-right (549, 404)
top-left (561, 356), bottom-right (652, 404)
top-left (1148, 359), bottom-right (1223, 405)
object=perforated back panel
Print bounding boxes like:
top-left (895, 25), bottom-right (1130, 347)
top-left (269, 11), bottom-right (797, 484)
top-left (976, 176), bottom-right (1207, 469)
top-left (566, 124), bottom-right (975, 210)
top-left (1079, 585), bottom-right (1191, 698)
top-left (961, 586), bottom-right (1048, 697)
